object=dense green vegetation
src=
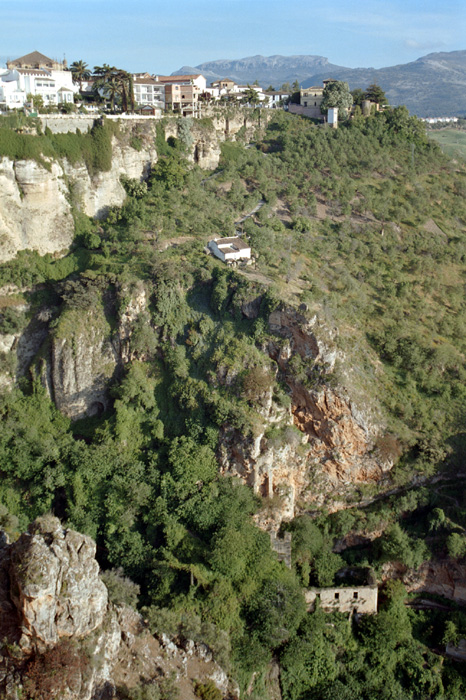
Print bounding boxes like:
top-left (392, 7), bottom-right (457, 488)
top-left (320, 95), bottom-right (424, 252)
top-left (2, 108), bottom-right (466, 698)
top-left (0, 117), bottom-right (118, 174)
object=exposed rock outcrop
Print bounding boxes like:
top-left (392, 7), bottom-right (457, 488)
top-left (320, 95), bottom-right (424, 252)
top-left (0, 157), bottom-right (75, 262)
top-left (0, 517), bottom-right (236, 700)
top-left (220, 307), bottom-right (386, 528)
top-left (0, 111), bottom-right (263, 263)
top-left (8, 515), bottom-right (107, 652)
top-left (383, 559), bottom-right (466, 603)
top-left (50, 306), bottom-right (119, 420)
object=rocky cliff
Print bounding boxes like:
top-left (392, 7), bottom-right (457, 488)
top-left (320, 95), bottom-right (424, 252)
top-left (220, 305), bottom-right (387, 529)
top-left (0, 282), bottom-right (388, 516)
top-left (382, 559), bottom-right (466, 603)
top-left (0, 110), bottom-right (263, 263)
top-left (0, 516), bottom-right (235, 700)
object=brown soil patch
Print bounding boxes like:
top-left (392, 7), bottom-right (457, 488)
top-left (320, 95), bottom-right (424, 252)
top-left (423, 218), bottom-right (447, 238)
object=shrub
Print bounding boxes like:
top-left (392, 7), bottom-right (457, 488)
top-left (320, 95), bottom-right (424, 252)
top-left (101, 567), bottom-right (140, 608)
top-left (447, 533), bottom-right (466, 560)
top-left (194, 680), bottom-right (222, 700)
top-left (23, 640), bottom-right (89, 699)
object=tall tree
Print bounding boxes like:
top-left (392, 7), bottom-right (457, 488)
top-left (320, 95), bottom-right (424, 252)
top-left (351, 87), bottom-right (365, 107)
top-left (320, 80), bottom-right (353, 119)
top-left (241, 86), bottom-right (261, 106)
top-left (102, 76), bottom-right (121, 112)
top-left (364, 83), bottom-right (388, 105)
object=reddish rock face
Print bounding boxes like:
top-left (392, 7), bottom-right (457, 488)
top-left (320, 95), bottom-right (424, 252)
top-left (219, 308), bottom-right (389, 530)
top-left (383, 560), bottom-right (466, 603)
top-left (291, 384), bottom-right (383, 484)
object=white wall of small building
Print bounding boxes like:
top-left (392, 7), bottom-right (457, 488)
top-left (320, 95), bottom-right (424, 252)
top-left (208, 240), bottom-right (251, 262)
top-left (0, 68), bottom-right (77, 108)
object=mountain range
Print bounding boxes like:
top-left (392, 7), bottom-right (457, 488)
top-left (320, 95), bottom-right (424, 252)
top-left (174, 51), bottom-right (466, 117)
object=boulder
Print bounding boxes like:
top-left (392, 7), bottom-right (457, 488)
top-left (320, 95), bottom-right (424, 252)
top-left (8, 515), bottom-right (107, 652)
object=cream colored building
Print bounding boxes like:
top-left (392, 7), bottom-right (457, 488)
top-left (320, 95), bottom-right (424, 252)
top-left (300, 85), bottom-right (324, 118)
top-left (305, 585), bottom-right (378, 614)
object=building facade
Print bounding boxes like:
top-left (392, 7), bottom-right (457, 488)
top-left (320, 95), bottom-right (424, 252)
top-left (132, 73), bottom-right (165, 111)
top-left (305, 585), bottom-right (378, 614)
top-left (0, 52), bottom-right (76, 110)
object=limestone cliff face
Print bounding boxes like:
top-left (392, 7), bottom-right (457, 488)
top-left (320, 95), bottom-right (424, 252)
top-left (8, 515), bottom-right (108, 653)
top-left (0, 280), bottom-right (151, 420)
top-left (0, 111), bottom-right (261, 263)
top-left (220, 306), bottom-right (386, 529)
top-left (0, 139), bottom-right (156, 263)
top-left (50, 313), bottom-right (119, 420)
top-left (0, 157), bottom-right (75, 262)
top-left (63, 136), bottom-right (157, 219)
top-left (46, 282), bottom-right (150, 420)
top-left (0, 517), bottom-right (235, 700)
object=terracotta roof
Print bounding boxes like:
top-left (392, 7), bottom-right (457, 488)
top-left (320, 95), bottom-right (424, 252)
top-left (133, 76), bottom-right (160, 85)
top-left (155, 74), bottom-right (202, 82)
top-left (9, 51), bottom-right (55, 66)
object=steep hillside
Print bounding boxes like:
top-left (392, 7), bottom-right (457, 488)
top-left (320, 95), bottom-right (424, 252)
top-left (0, 110), bottom-right (258, 262)
top-left (0, 515), bottom-right (236, 700)
top-left (1, 109), bottom-right (466, 698)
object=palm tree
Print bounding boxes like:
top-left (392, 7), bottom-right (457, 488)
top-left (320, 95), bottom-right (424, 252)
top-left (115, 70), bottom-right (130, 112)
top-left (70, 60), bottom-right (90, 93)
top-left (93, 64), bottom-right (118, 109)
top-left (102, 76), bottom-right (121, 112)
top-left (91, 65), bottom-right (135, 113)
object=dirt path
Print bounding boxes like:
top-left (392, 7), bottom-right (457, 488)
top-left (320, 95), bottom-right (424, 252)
top-left (235, 199), bottom-right (265, 225)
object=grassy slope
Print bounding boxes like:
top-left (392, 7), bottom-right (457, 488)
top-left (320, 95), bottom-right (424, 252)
top-left (429, 128), bottom-right (466, 160)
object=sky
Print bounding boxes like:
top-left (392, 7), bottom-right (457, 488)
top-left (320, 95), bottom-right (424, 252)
top-left (1, 0), bottom-right (465, 73)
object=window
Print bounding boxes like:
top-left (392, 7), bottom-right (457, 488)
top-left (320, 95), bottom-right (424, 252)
top-left (353, 591), bottom-right (358, 600)
top-left (334, 592), bottom-right (339, 600)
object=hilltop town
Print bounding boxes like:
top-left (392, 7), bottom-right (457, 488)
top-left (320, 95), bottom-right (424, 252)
top-left (0, 50), bottom-right (387, 126)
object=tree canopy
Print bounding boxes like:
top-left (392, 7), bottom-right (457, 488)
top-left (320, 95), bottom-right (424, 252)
top-left (320, 80), bottom-right (353, 118)
top-left (365, 82), bottom-right (388, 105)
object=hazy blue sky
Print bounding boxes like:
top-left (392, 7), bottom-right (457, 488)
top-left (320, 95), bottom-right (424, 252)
top-left (1, 0), bottom-right (465, 73)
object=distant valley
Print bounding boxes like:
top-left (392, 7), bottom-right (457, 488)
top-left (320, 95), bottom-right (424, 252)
top-left (175, 50), bottom-right (466, 117)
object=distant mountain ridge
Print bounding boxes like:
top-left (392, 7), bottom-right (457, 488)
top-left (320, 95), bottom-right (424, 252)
top-left (173, 51), bottom-right (466, 117)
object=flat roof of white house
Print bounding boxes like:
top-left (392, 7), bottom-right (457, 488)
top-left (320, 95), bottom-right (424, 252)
top-left (214, 236), bottom-right (250, 250)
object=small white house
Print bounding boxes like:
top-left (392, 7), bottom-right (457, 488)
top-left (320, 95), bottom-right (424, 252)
top-left (208, 236), bottom-right (251, 263)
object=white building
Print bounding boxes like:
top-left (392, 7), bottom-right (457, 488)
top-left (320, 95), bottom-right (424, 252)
top-left (132, 73), bottom-right (165, 111)
top-left (0, 52), bottom-right (77, 109)
top-left (264, 91), bottom-right (290, 108)
top-left (208, 236), bottom-right (251, 262)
